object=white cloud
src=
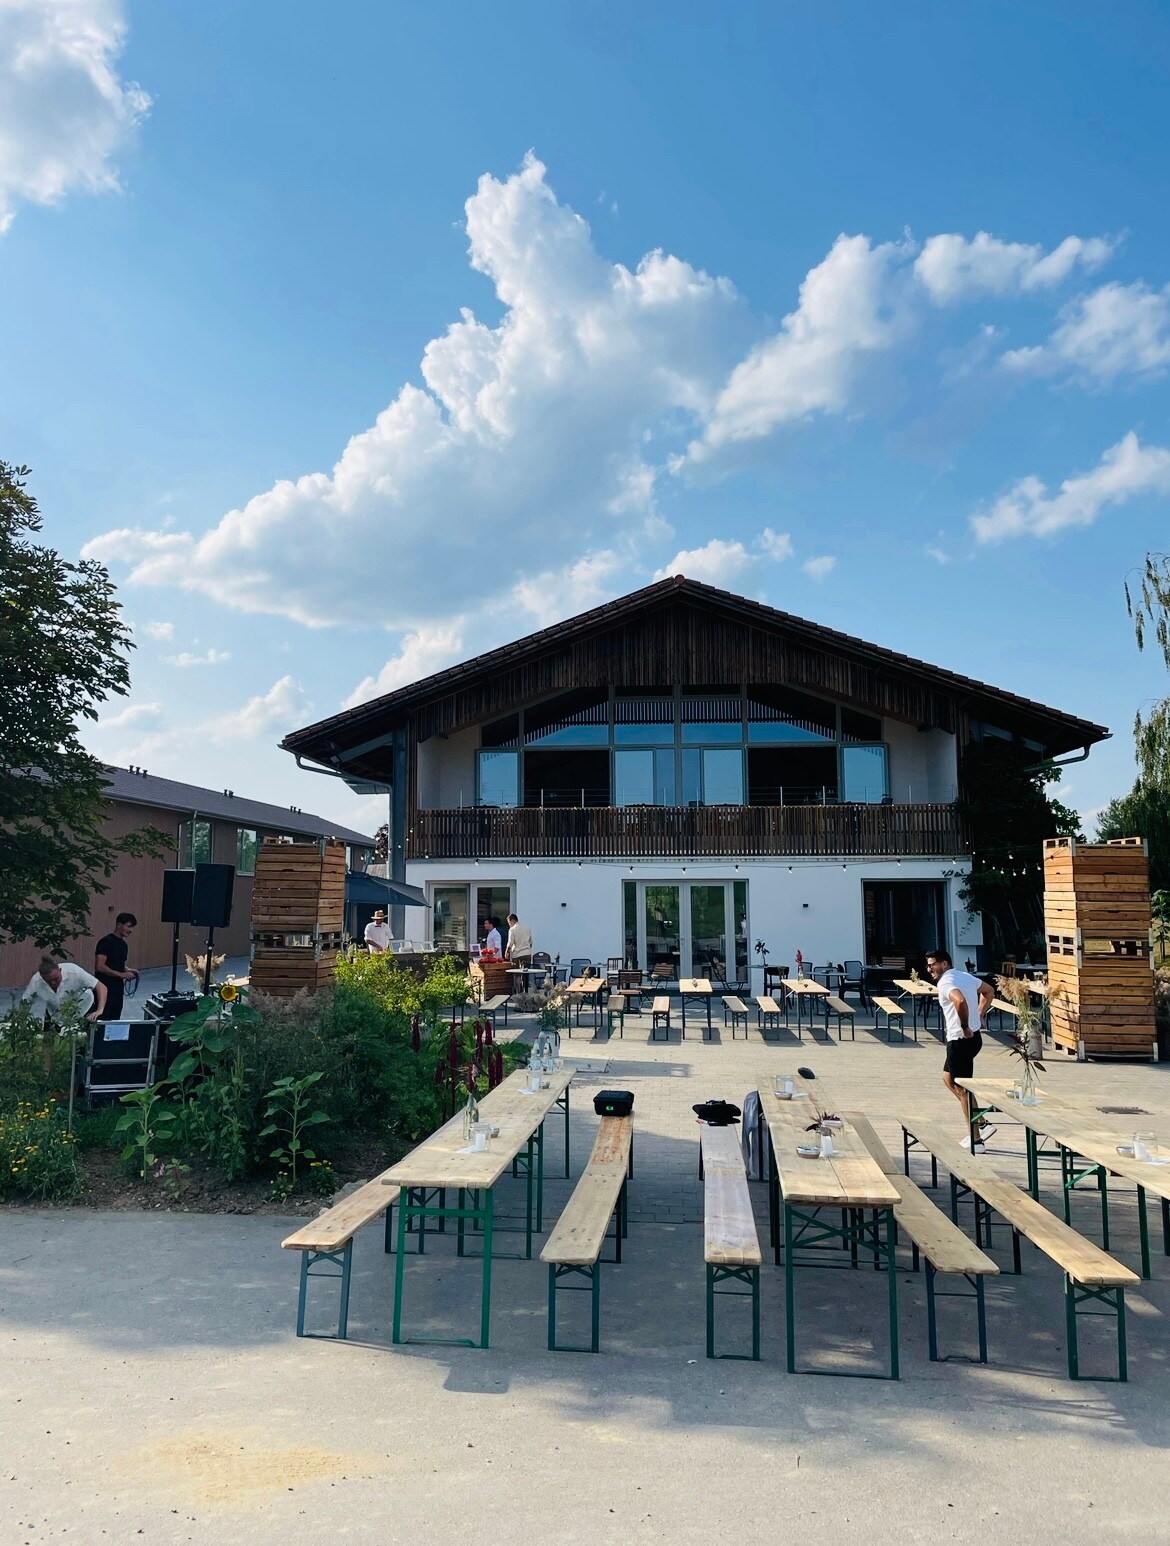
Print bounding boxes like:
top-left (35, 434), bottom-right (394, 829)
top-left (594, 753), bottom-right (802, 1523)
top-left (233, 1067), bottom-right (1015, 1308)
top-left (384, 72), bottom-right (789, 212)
top-left (801, 555), bottom-right (837, 581)
top-left (140, 619), bottom-right (173, 640)
top-left (688, 235), bottom-right (913, 459)
top-left (914, 232), bottom-right (1113, 305)
top-left (0, 0), bottom-right (150, 233)
top-left (79, 157), bottom-right (1124, 627)
top-left (1002, 280), bottom-right (1170, 382)
top-left (344, 625), bottom-right (465, 709)
top-left (970, 432), bottom-right (1170, 543)
top-left (114, 676), bottom-right (310, 769)
top-left (83, 154), bottom-right (751, 629)
top-left (925, 545), bottom-right (952, 565)
top-left (165, 648), bottom-right (232, 668)
top-left (92, 700), bottom-right (162, 731)
top-left (215, 675), bottom-right (308, 743)
top-left (757, 527), bottom-right (794, 562)
top-left (654, 527), bottom-right (794, 588)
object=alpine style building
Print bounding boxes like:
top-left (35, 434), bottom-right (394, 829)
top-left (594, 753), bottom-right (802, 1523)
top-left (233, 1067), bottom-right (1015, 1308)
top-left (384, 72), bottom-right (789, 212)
top-left (282, 577), bottom-right (1108, 982)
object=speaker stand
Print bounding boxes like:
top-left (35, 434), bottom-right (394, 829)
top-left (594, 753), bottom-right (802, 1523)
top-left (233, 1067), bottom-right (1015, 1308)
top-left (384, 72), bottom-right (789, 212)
top-left (202, 927), bottom-right (216, 997)
top-left (168, 921), bottom-right (181, 997)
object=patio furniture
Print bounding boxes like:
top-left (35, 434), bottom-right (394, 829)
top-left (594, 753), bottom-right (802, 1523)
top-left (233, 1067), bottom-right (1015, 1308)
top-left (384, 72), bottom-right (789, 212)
top-left (542, 1113), bottom-right (633, 1353)
top-left (721, 995), bottom-right (751, 1039)
top-left (605, 956), bottom-right (624, 985)
top-left (839, 959), bottom-right (866, 1005)
top-left (701, 1123), bottom-right (761, 1360)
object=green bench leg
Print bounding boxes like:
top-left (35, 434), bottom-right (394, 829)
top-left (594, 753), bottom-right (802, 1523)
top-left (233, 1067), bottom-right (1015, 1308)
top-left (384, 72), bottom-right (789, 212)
top-left (706, 1264), bottom-right (760, 1360)
top-left (1065, 1275), bottom-right (1127, 1382)
top-left (548, 1262), bottom-right (602, 1353)
top-left (926, 1263), bottom-right (988, 1364)
top-left (295, 1241), bottom-right (353, 1339)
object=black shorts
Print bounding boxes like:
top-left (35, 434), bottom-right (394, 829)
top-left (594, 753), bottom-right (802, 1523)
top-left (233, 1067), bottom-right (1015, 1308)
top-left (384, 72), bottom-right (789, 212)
top-left (943, 1032), bottom-right (982, 1078)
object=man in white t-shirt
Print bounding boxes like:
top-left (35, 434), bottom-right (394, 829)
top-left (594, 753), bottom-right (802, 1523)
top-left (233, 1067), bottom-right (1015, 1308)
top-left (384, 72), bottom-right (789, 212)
top-left (482, 917), bottom-right (503, 955)
top-left (364, 910), bottom-right (392, 954)
top-left (21, 956), bottom-right (107, 1076)
top-left (925, 948), bottom-right (997, 1151)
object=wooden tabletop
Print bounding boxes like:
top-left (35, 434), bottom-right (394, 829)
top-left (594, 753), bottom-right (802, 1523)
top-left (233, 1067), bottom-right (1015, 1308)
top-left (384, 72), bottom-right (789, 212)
top-left (567, 977), bottom-right (603, 995)
top-left (892, 978), bottom-right (936, 997)
top-left (959, 1077), bottom-right (1170, 1203)
top-left (678, 977), bottom-right (713, 994)
top-left (781, 978), bottom-right (830, 995)
top-left (381, 1068), bottom-right (573, 1191)
top-left (757, 1084), bottom-right (899, 1209)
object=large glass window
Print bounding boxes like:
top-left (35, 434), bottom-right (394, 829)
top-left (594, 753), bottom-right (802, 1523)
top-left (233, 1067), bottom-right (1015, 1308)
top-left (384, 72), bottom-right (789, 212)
top-left (524, 689), bottom-right (608, 746)
top-left (478, 750), bottom-right (519, 807)
top-left (613, 692), bottom-right (673, 745)
top-left (842, 744), bottom-right (888, 803)
top-left (747, 686), bottom-right (836, 743)
top-left (236, 828), bottom-right (257, 875)
top-left (614, 749), bottom-right (675, 806)
top-left (183, 819), bottom-right (212, 866)
top-left (682, 747), bottom-right (744, 806)
top-left (681, 695), bottom-right (742, 743)
top-left (433, 886), bottom-right (469, 951)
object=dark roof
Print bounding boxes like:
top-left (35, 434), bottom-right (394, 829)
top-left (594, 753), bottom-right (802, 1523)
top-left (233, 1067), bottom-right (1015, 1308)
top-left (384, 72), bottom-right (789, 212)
top-left (103, 765), bottom-right (374, 846)
top-left (282, 575), bottom-right (1109, 764)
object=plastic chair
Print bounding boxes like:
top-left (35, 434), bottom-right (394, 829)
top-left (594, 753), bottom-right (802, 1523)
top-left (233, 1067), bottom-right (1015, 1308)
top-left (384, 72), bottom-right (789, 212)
top-left (840, 959), bottom-right (865, 1005)
top-left (568, 956), bottom-right (590, 982)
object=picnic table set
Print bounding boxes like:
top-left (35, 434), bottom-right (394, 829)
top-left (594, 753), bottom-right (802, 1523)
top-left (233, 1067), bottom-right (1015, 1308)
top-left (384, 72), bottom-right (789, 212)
top-left (280, 1020), bottom-right (1167, 1382)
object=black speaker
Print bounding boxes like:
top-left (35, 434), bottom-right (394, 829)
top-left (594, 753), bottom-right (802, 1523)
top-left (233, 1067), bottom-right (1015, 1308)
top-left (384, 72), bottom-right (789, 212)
top-left (161, 868), bottom-right (195, 925)
top-left (190, 863), bottom-right (235, 929)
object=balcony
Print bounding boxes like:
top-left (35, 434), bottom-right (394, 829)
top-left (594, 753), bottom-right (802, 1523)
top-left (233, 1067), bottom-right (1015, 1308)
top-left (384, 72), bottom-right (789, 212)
top-left (408, 803), bottom-right (966, 861)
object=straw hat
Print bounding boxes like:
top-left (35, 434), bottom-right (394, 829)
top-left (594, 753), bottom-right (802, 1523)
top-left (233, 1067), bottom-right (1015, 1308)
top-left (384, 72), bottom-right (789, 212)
top-left (372, 909), bottom-right (387, 921)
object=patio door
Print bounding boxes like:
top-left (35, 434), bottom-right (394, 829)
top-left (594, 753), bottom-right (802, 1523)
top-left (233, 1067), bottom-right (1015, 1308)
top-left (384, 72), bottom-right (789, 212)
top-left (629, 880), bottom-right (748, 981)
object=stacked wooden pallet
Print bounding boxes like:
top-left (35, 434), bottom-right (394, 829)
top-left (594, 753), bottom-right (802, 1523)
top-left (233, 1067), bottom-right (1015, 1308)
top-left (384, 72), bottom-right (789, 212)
top-left (250, 838), bottom-right (347, 997)
top-left (469, 958), bottom-right (512, 1001)
top-left (1043, 836), bottom-right (1155, 1060)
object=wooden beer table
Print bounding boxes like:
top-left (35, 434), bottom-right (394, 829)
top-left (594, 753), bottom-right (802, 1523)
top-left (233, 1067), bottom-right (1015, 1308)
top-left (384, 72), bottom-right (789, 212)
top-left (382, 1068), bottom-right (573, 1348)
top-left (757, 1081), bottom-right (901, 1377)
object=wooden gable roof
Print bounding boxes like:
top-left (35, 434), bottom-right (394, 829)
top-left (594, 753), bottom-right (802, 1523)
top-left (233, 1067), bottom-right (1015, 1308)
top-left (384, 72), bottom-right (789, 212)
top-left (282, 576), bottom-right (1109, 779)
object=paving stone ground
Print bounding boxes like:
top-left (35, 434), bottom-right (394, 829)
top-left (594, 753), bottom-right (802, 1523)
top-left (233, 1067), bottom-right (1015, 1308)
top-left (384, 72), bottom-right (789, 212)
top-left (3, 1001), bottom-right (1170, 1545)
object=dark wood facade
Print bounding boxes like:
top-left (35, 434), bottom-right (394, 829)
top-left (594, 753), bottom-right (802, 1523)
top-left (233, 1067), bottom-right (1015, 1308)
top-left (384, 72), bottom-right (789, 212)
top-left (283, 577), bottom-right (1109, 868)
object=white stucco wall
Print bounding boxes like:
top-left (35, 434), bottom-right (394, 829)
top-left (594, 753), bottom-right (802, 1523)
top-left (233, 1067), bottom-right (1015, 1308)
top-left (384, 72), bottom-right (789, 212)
top-left (404, 856), bottom-right (980, 981)
top-left (882, 722), bottom-right (957, 803)
top-left (416, 727), bottom-right (479, 808)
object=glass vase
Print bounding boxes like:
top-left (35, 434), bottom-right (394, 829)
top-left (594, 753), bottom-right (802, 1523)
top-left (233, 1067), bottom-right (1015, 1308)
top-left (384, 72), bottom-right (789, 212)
top-left (1019, 1062), bottom-right (1038, 1106)
top-left (463, 1087), bottom-right (479, 1141)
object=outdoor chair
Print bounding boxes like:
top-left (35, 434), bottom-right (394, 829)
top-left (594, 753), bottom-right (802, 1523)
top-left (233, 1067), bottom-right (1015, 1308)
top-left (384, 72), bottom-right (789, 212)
top-left (763, 965), bottom-right (789, 1007)
top-left (606, 956), bottom-right (624, 985)
top-left (569, 956), bottom-right (591, 981)
top-left (839, 959), bottom-right (865, 1005)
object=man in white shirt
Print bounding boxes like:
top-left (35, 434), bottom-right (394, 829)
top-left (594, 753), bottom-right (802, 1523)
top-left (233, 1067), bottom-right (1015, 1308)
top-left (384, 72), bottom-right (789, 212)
top-left (504, 913), bottom-right (534, 968)
top-left (482, 917), bottom-right (503, 955)
top-left (21, 956), bottom-right (107, 1076)
top-left (364, 910), bottom-right (392, 954)
top-left (925, 948), bottom-right (997, 1151)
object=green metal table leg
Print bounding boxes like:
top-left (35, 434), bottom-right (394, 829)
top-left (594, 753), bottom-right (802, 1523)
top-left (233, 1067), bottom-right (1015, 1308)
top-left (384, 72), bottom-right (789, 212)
top-left (562, 1083), bottom-right (571, 1177)
top-left (524, 1137), bottom-right (535, 1259)
top-left (1098, 1164), bottom-right (1110, 1251)
top-left (1064, 1273), bottom-right (1078, 1379)
top-left (784, 1201), bottom-right (796, 1373)
top-left (479, 1188), bottom-right (494, 1349)
top-left (884, 1206), bottom-right (899, 1380)
top-left (392, 1186), bottom-right (409, 1344)
top-left (706, 1264), bottom-right (715, 1359)
top-left (1026, 1127), bottom-right (1039, 1199)
top-left (536, 1119), bottom-right (545, 1234)
top-left (1138, 1185), bottom-right (1151, 1279)
top-left (546, 1262), bottom-right (557, 1350)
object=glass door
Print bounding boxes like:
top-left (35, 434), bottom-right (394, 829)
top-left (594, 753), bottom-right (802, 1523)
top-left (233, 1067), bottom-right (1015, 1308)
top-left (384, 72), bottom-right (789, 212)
top-left (644, 884), bottom-right (681, 976)
top-left (624, 879), bottom-right (748, 981)
top-left (433, 886), bottom-right (469, 951)
top-left (688, 885), bottom-right (727, 981)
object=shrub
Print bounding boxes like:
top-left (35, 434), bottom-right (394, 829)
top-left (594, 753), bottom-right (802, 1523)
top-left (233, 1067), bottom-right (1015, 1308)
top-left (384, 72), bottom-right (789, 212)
top-left (0, 1101), bottom-right (82, 1202)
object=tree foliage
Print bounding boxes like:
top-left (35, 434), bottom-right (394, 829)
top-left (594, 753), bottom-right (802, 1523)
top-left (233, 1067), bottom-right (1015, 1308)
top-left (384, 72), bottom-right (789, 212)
top-left (1126, 551), bottom-right (1170, 785)
top-left (1096, 782), bottom-right (1170, 894)
top-left (956, 738), bottom-right (1083, 958)
top-left (0, 462), bottom-right (167, 949)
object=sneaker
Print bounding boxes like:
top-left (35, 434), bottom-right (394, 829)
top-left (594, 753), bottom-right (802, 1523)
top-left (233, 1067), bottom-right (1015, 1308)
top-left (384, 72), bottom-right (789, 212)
top-left (959, 1135), bottom-right (987, 1152)
top-left (980, 1123), bottom-right (998, 1143)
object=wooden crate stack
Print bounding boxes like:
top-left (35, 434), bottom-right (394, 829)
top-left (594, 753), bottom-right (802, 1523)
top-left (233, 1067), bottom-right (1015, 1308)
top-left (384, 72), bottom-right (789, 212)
top-left (1043, 836), bottom-right (1156, 1060)
top-left (469, 957), bottom-right (512, 1002)
top-left (250, 838), bottom-right (346, 997)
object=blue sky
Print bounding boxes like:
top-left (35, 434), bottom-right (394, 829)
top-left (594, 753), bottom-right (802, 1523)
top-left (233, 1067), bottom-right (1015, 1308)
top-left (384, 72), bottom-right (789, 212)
top-left (3, 0), bottom-right (1169, 835)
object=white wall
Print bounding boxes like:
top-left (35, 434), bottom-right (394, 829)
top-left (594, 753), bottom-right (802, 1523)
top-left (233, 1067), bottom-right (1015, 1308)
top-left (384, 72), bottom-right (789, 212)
top-left (405, 856), bottom-right (980, 976)
top-left (416, 726), bottom-right (478, 808)
top-left (883, 722), bottom-right (957, 802)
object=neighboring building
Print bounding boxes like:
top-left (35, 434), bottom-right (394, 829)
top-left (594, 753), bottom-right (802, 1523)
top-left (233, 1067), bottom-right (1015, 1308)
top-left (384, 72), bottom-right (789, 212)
top-left (0, 766), bottom-right (373, 986)
top-left (281, 577), bottom-right (1108, 981)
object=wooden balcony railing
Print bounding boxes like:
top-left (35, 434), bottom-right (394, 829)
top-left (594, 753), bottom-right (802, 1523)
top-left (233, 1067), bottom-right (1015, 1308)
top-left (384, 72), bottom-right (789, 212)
top-left (408, 803), bottom-right (966, 861)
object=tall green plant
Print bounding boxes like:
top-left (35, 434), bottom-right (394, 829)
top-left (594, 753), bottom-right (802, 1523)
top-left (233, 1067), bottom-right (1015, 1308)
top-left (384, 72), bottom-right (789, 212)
top-left (259, 1073), bottom-right (330, 1187)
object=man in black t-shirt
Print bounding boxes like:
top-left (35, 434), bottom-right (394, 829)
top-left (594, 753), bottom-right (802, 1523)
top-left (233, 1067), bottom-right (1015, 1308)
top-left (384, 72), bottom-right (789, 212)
top-left (95, 912), bottom-right (138, 1020)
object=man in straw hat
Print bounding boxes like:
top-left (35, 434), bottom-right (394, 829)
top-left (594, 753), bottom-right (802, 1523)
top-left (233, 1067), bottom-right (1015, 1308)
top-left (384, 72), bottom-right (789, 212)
top-left (364, 909), bottom-right (392, 955)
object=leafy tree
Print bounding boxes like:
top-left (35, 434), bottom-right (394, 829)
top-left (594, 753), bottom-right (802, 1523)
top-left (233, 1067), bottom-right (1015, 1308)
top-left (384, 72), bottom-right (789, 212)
top-left (0, 462), bottom-right (166, 950)
top-left (1126, 551), bottom-right (1170, 785)
top-left (956, 738), bottom-right (1083, 959)
top-left (1095, 783), bottom-right (1170, 893)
